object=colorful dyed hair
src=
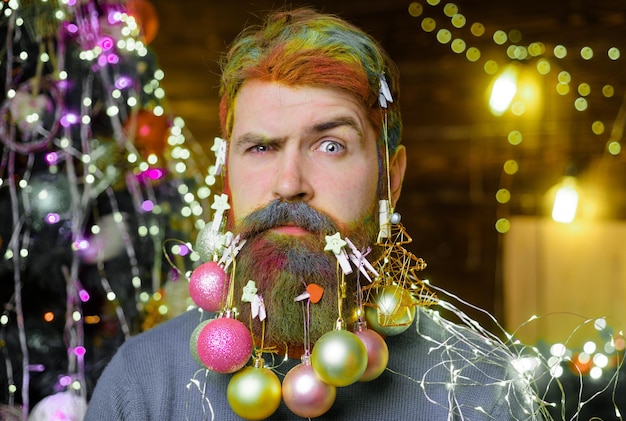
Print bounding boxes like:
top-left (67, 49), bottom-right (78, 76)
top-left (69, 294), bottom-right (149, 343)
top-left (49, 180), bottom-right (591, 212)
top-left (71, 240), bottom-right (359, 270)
top-left (218, 7), bottom-right (402, 153)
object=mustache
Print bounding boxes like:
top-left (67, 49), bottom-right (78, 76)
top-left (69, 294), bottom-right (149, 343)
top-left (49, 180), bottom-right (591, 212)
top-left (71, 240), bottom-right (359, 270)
top-left (237, 200), bottom-right (339, 238)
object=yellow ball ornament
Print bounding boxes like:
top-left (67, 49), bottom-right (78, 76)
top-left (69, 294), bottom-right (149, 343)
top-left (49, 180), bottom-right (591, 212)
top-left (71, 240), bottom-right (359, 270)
top-left (227, 361), bottom-right (281, 420)
top-left (365, 285), bottom-right (416, 336)
top-left (310, 329), bottom-right (368, 387)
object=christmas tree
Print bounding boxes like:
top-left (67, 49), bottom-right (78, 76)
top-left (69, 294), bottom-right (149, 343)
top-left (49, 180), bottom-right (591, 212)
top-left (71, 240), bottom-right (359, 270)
top-left (0, 0), bottom-right (212, 418)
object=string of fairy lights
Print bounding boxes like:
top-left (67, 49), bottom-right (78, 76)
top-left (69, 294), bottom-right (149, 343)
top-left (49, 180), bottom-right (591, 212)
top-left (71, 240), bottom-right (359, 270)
top-left (407, 0), bottom-right (625, 400)
top-left (0, 0), bottom-right (214, 415)
top-left (408, 0), bottom-right (624, 231)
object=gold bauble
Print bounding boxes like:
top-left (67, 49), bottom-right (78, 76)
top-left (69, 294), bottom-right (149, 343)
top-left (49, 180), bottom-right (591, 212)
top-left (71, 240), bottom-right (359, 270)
top-left (365, 285), bottom-right (416, 336)
top-left (227, 365), bottom-right (281, 420)
top-left (310, 330), bottom-right (368, 387)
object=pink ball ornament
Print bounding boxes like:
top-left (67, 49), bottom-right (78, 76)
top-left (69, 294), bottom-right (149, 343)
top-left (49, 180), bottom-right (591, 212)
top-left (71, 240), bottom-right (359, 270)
top-left (310, 329), bottom-right (368, 387)
top-left (227, 363), bottom-right (282, 420)
top-left (354, 323), bottom-right (389, 381)
top-left (282, 359), bottom-right (336, 418)
top-left (196, 317), bottom-right (252, 373)
top-left (189, 261), bottom-right (229, 312)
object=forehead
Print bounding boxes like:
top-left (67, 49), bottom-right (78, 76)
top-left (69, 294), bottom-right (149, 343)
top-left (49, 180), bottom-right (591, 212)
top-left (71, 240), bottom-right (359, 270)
top-left (230, 80), bottom-right (375, 137)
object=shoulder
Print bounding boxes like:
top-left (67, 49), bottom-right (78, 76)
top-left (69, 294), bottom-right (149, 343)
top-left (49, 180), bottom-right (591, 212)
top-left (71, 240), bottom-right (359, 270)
top-left (96, 309), bottom-right (206, 377)
top-left (85, 309), bottom-right (212, 420)
top-left (112, 308), bottom-right (210, 378)
top-left (122, 308), bottom-right (205, 350)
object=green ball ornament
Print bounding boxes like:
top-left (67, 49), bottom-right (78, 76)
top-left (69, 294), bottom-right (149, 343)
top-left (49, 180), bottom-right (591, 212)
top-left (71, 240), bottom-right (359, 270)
top-left (365, 285), bottom-right (416, 336)
top-left (310, 329), bottom-right (368, 387)
top-left (227, 363), bottom-right (281, 420)
top-left (189, 319), bottom-right (211, 365)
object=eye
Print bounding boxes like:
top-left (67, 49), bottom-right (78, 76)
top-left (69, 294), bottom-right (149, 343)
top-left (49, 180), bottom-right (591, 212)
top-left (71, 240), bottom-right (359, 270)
top-left (247, 144), bottom-right (272, 153)
top-left (317, 140), bottom-right (344, 154)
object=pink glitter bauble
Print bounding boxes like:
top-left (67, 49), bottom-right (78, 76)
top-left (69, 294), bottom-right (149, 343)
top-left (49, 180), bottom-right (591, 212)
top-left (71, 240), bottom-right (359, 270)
top-left (189, 261), bottom-right (229, 312)
top-left (196, 317), bottom-right (252, 373)
top-left (282, 362), bottom-right (336, 418)
top-left (354, 326), bottom-right (389, 381)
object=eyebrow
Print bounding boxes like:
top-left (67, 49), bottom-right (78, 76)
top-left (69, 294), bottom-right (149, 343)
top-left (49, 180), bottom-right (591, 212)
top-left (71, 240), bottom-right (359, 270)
top-left (306, 116), bottom-right (364, 143)
top-left (234, 132), bottom-right (285, 149)
top-left (233, 115), bottom-right (365, 149)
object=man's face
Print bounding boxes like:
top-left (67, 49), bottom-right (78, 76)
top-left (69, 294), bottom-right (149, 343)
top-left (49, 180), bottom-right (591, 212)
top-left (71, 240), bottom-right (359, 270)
top-left (226, 80), bottom-right (380, 232)
top-left (223, 80), bottom-right (402, 348)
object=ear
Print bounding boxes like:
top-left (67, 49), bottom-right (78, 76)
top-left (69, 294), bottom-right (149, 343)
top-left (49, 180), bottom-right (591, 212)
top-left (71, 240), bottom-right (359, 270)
top-left (388, 145), bottom-right (407, 207)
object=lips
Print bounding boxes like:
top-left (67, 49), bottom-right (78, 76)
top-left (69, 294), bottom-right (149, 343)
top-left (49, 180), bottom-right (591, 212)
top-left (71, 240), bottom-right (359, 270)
top-left (270, 225), bottom-right (311, 236)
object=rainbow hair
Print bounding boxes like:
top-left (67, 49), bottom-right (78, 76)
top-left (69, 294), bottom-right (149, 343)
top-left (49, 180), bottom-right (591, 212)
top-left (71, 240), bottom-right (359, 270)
top-left (218, 7), bottom-right (402, 153)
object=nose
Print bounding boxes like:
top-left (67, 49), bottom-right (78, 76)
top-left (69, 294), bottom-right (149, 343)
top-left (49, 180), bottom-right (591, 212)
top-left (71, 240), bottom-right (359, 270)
top-left (272, 151), bottom-right (313, 202)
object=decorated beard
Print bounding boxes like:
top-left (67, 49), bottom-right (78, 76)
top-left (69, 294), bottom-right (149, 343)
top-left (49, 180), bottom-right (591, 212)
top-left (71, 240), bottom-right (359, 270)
top-left (232, 200), bottom-right (379, 348)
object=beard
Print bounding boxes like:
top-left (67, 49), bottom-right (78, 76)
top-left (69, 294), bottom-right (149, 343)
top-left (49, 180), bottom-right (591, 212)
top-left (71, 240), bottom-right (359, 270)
top-left (231, 200), bottom-right (379, 350)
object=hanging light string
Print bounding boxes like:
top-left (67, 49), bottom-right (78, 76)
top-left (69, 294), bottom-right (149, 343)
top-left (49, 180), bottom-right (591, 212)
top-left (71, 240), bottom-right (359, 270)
top-left (0, 0), bottom-right (215, 416)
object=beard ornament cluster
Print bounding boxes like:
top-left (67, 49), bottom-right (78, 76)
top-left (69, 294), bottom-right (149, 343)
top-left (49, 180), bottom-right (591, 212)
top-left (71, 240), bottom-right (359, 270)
top-left (187, 207), bottom-right (397, 419)
top-left (186, 138), bottom-right (431, 419)
top-left (278, 230), bottom-right (389, 419)
top-left (190, 263), bottom-right (252, 374)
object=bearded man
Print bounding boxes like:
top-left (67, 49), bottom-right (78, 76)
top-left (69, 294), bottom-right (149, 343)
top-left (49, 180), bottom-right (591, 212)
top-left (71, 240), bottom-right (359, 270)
top-left (85, 7), bottom-right (541, 420)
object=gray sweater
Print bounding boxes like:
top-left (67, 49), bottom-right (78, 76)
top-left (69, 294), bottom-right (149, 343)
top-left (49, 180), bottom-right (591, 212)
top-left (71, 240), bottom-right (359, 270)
top-left (85, 307), bottom-right (540, 420)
